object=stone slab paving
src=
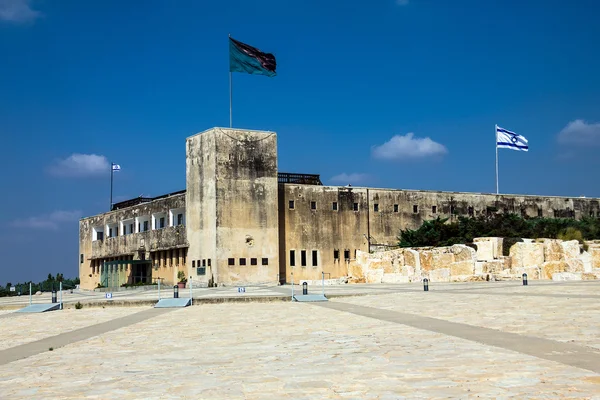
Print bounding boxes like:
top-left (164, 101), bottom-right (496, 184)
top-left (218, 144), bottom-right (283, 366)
top-left (337, 284), bottom-right (600, 351)
top-left (0, 307), bottom-right (149, 351)
top-left (0, 301), bottom-right (599, 398)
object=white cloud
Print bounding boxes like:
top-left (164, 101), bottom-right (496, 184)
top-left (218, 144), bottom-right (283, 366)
top-left (47, 153), bottom-right (109, 178)
top-left (557, 119), bottom-right (600, 146)
top-left (396, 0), bottom-right (409, 5)
top-left (11, 210), bottom-right (82, 230)
top-left (0, 0), bottom-right (41, 23)
top-left (371, 132), bottom-right (447, 161)
top-left (330, 173), bottom-right (370, 185)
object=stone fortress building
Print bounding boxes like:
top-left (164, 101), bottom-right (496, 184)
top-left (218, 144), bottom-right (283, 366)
top-left (79, 127), bottom-right (600, 290)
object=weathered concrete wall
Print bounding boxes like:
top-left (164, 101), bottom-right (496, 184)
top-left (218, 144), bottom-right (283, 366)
top-left (279, 186), bottom-right (369, 283)
top-left (79, 193), bottom-right (187, 290)
top-left (186, 128), bottom-right (280, 286)
top-left (186, 129), bottom-right (217, 285)
top-left (214, 128), bottom-right (279, 285)
top-left (278, 185), bottom-right (600, 282)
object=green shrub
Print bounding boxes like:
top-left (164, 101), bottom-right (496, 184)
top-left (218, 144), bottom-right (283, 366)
top-left (75, 302), bottom-right (83, 309)
top-left (398, 214), bottom-right (600, 248)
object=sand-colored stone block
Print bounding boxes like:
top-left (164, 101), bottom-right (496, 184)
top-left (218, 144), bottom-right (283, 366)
top-left (588, 248), bottom-right (600, 269)
top-left (401, 265), bottom-right (415, 277)
top-left (582, 272), bottom-right (600, 280)
top-left (566, 258), bottom-right (584, 273)
top-left (428, 268), bottom-right (450, 282)
top-left (541, 261), bottom-right (568, 279)
top-left (365, 269), bottom-right (384, 284)
top-left (432, 252), bottom-right (455, 270)
top-left (552, 272), bottom-right (582, 281)
top-left (452, 245), bottom-right (476, 263)
top-left (381, 273), bottom-right (410, 284)
top-left (561, 240), bottom-right (580, 260)
top-left (510, 242), bottom-right (544, 268)
top-left (347, 261), bottom-right (365, 283)
top-left (474, 240), bottom-right (494, 261)
top-left (404, 249), bottom-right (420, 269)
top-left (543, 239), bottom-right (565, 262)
top-left (450, 260), bottom-right (475, 276)
top-left (419, 251), bottom-right (433, 272)
top-left (481, 260), bottom-right (504, 274)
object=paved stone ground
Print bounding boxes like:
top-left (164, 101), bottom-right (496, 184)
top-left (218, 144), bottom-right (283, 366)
top-left (0, 307), bottom-right (147, 351)
top-left (0, 282), bottom-right (599, 398)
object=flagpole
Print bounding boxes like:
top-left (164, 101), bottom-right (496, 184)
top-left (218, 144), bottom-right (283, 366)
top-left (110, 163), bottom-right (114, 211)
top-left (229, 34), bottom-right (232, 128)
top-left (495, 125), bottom-right (499, 195)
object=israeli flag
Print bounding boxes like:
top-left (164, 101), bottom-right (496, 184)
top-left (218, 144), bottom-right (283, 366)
top-left (112, 163), bottom-right (121, 171)
top-left (496, 125), bottom-right (528, 152)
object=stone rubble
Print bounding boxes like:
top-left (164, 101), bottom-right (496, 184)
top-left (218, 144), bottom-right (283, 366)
top-left (348, 237), bottom-right (600, 283)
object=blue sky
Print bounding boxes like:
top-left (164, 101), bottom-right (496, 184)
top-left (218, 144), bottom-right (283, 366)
top-left (1, 0), bottom-right (599, 284)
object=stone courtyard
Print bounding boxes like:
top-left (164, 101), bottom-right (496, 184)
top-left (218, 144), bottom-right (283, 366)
top-left (0, 281), bottom-right (599, 399)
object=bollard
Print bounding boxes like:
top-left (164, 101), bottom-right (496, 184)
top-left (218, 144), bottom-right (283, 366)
top-left (423, 278), bottom-right (429, 292)
top-left (302, 281), bottom-right (308, 295)
top-left (522, 273), bottom-right (528, 286)
top-left (173, 285), bottom-right (179, 298)
top-left (51, 286), bottom-right (57, 303)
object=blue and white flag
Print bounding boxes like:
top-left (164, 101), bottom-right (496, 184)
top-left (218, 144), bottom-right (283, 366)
top-left (496, 125), bottom-right (528, 152)
top-left (111, 163), bottom-right (121, 171)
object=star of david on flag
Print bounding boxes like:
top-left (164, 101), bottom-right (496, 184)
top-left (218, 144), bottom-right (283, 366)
top-left (496, 125), bottom-right (528, 152)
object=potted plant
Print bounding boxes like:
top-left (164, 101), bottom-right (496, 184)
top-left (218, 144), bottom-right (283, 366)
top-left (177, 271), bottom-right (187, 289)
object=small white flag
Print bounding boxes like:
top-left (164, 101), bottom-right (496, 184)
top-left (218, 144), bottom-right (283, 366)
top-left (496, 125), bottom-right (528, 152)
top-left (112, 163), bottom-right (121, 171)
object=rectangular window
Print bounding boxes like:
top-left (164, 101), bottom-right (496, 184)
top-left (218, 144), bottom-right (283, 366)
top-left (432, 206), bottom-right (437, 214)
top-left (239, 258), bottom-right (246, 266)
top-left (413, 205), bottom-right (418, 213)
top-left (251, 258), bottom-right (257, 265)
top-left (334, 249), bottom-right (339, 260)
top-left (468, 206), bottom-right (474, 216)
top-left (312, 250), bottom-right (318, 266)
top-left (177, 214), bottom-right (183, 225)
top-left (310, 201), bottom-right (316, 210)
top-left (97, 231), bottom-right (104, 241)
top-left (262, 258), bottom-right (268, 265)
top-left (80, 254), bottom-right (83, 264)
top-left (160, 217), bottom-right (165, 228)
top-left (129, 224), bottom-right (134, 234)
top-left (289, 200), bottom-right (295, 209)
top-left (374, 204), bottom-right (379, 212)
top-left (197, 267), bottom-right (206, 276)
top-left (353, 202), bottom-right (359, 211)
top-left (394, 204), bottom-right (399, 213)
top-left (109, 228), bottom-right (113, 237)
top-left (332, 202), bottom-right (338, 211)
top-left (290, 250), bottom-right (295, 267)
top-left (538, 208), bottom-right (543, 217)
top-left (344, 250), bottom-right (350, 260)
top-left (154, 219), bottom-right (157, 229)
top-left (143, 221), bottom-right (149, 232)
top-left (202, 259), bottom-right (206, 267)
top-left (138, 223), bottom-right (141, 233)
top-left (208, 259), bottom-right (211, 267)
top-left (228, 258), bottom-right (235, 266)
top-left (192, 260), bottom-right (196, 268)
top-left (300, 250), bottom-right (307, 267)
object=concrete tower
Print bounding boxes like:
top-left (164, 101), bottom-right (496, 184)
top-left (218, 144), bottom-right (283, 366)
top-left (185, 128), bottom-right (279, 286)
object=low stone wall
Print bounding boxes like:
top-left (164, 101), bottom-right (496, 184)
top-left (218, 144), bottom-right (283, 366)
top-left (348, 237), bottom-right (600, 283)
